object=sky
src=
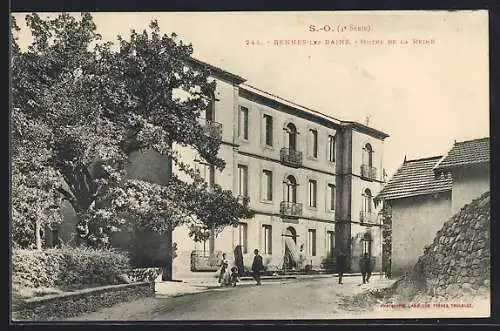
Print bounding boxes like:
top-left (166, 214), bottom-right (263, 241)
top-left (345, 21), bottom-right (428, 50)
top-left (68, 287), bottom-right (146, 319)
top-left (12, 11), bottom-right (490, 178)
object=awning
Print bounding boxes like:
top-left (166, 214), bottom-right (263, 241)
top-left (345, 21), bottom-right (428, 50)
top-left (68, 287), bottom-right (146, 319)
top-left (285, 237), bottom-right (300, 262)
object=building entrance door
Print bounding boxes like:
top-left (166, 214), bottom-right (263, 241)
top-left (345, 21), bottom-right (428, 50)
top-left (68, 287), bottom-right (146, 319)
top-left (283, 227), bottom-right (299, 270)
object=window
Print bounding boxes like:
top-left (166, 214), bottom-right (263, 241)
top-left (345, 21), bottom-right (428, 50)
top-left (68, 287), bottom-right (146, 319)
top-left (263, 114), bottom-right (273, 146)
top-left (238, 223), bottom-right (248, 254)
top-left (238, 165), bottom-right (248, 196)
top-left (362, 233), bottom-right (372, 255)
top-left (308, 229), bottom-right (317, 256)
top-left (310, 129), bottom-right (318, 158)
top-left (328, 135), bottom-right (336, 162)
top-left (262, 225), bottom-right (272, 254)
top-left (327, 231), bottom-right (335, 256)
top-left (286, 123), bottom-right (298, 150)
top-left (205, 94), bottom-right (215, 121)
top-left (363, 188), bottom-right (372, 213)
top-left (362, 240), bottom-right (371, 255)
top-left (197, 162), bottom-right (215, 188)
top-left (238, 106), bottom-right (249, 140)
top-left (327, 184), bottom-right (336, 211)
top-left (262, 170), bottom-right (273, 201)
top-left (284, 175), bottom-right (297, 203)
top-left (308, 179), bottom-right (317, 208)
top-left (363, 143), bottom-right (373, 167)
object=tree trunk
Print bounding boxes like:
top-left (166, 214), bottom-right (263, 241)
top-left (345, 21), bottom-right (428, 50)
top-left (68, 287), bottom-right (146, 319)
top-left (161, 144), bottom-right (174, 281)
top-left (35, 218), bottom-right (42, 250)
top-left (161, 225), bottom-right (173, 281)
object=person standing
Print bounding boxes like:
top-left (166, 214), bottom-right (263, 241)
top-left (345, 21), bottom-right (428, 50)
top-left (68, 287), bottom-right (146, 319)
top-left (360, 252), bottom-right (372, 284)
top-left (336, 251), bottom-right (346, 284)
top-left (218, 253), bottom-right (229, 286)
top-left (251, 249), bottom-right (264, 285)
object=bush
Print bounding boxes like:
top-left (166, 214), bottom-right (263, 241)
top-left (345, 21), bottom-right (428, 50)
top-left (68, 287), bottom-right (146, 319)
top-left (12, 247), bottom-right (131, 289)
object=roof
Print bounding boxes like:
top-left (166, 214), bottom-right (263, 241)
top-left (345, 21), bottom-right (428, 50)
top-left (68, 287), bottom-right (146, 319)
top-left (240, 83), bottom-right (343, 125)
top-left (340, 121), bottom-right (390, 140)
top-left (185, 57), bottom-right (247, 84)
top-left (240, 84), bottom-right (390, 140)
top-left (375, 156), bottom-right (452, 202)
top-left (189, 57), bottom-right (390, 140)
top-left (433, 137), bottom-right (490, 172)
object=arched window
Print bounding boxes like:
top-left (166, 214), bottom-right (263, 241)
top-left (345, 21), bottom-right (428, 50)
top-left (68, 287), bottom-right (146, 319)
top-left (286, 123), bottom-right (298, 151)
top-left (363, 143), bottom-right (373, 167)
top-left (283, 175), bottom-right (298, 203)
top-left (363, 188), bottom-right (372, 213)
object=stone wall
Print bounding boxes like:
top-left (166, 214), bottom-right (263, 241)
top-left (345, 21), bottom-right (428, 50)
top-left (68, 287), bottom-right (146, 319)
top-left (13, 281), bottom-right (155, 321)
top-left (416, 191), bottom-right (490, 299)
top-left (395, 191), bottom-right (490, 301)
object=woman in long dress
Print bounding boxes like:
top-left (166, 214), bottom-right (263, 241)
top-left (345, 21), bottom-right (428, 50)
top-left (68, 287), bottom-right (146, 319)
top-left (218, 253), bottom-right (230, 286)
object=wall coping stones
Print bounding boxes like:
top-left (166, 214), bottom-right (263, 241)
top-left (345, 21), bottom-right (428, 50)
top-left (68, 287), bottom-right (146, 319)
top-left (22, 281), bottom-right (152, 304)
top-left (13, 281), bottom-right (155, 321)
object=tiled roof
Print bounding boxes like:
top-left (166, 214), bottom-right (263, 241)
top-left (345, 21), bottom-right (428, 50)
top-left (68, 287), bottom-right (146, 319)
top-left (433, 137), bottom-right (490, 172)
top-left (375, 156), bottom-right (452, 202)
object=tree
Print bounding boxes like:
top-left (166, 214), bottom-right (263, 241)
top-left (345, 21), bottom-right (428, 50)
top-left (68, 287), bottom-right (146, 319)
top-left (11, 13), bottom-right (254, 259)
top-left (11, 16), bottom-right (63, 250)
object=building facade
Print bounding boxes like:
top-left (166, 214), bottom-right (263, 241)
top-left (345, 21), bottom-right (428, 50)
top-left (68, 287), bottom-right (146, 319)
top-left (42, 58), bottom-right (390, 277)
top-left (374, 156), bottom-right (453, 275)
top-left (171, 60), bottom-right (390, 278)
top-left (375, 137), bottom-right (490, 276)
top-left (433, 137), bottom-right (490, 215)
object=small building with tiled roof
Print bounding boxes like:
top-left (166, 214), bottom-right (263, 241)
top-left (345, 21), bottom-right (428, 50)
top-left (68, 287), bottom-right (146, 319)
top-left (375, 156), bottom-right (454, 275)
top-left (433, 137), bottom-right (490, 214)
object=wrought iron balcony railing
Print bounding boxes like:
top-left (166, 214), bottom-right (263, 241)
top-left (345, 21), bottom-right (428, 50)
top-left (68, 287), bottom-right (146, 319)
top-left (280, 201), bottom-right (303, 218)
top-left (360, 164), bottom-right (377, 180)
top-left (359, 210), bottom-right (377, 224)
top-left (280, 148), bottom-right (303, 168)
top-left (202, 119), bottom-right (222, 138)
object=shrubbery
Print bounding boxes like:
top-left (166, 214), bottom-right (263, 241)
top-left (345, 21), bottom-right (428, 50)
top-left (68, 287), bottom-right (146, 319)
top-left (12, 247), bottom-right (131, 289)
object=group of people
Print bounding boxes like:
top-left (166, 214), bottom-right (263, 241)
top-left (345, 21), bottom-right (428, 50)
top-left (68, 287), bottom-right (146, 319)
top-left (336, 251), bottom-right (373, 285)
top-left (217, 249), bottom-right (373, 287)
top-left (217, 249), bottom-right (264, 287)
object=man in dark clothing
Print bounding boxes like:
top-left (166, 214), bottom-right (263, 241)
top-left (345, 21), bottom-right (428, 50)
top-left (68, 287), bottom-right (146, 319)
top-left (360, 253), bottom-right (372, 284)
top-left (251, 249), bottom-right (264, 285)
top-left (336, 251), bottom-right (346, 284)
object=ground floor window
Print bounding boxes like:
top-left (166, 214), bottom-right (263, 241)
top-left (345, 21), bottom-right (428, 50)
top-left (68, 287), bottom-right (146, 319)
top-left (238, 222), bottom-right (248, 254)
top-left (262, 224), bottom-right (272, 254)
top-left (362, 238), bottom-right (372, 255)
top-left (326, 231), bottom-right (335, 256)
top-left (307, 229), bottom-right (317, 256)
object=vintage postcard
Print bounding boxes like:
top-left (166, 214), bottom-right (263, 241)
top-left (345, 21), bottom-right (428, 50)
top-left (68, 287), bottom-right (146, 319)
top-left (10, 10), bottom-right (490, 321)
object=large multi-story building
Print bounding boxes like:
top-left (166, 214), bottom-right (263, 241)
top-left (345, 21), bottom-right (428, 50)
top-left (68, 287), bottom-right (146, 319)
top-left (172, 59), bottom-right (390, 278)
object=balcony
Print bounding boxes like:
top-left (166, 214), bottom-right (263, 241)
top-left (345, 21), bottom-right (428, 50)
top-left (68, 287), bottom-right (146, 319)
top-left (280, 201), bottom-right (303, 218)
top-left (359, 210), bottom-right (377, 224)
top-left (280, 148), bottom-right (303, 168)
top-left (360, 164), bottom-right (377, 181)
top-left (202, 119), bottom-right (222, 138)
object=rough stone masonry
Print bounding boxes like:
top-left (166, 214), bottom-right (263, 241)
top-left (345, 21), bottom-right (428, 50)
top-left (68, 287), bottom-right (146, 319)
top-left (414, 191), bottom-right (490, 300)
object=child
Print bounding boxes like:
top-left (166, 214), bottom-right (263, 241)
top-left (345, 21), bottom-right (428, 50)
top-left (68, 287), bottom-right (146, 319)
top-left (230, 266), bottom-right (240, 287)
top-left (218, 253), bottom-right (229, 286)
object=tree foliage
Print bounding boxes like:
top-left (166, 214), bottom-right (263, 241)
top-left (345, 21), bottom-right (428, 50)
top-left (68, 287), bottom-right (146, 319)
top-left (11, 13), bottom-right (254, 249)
